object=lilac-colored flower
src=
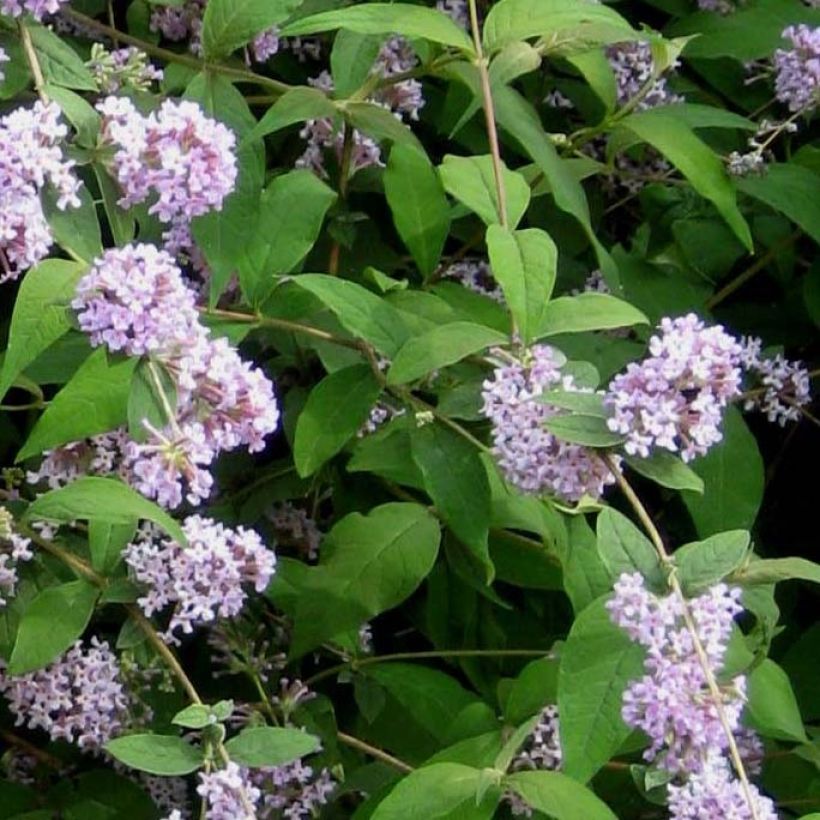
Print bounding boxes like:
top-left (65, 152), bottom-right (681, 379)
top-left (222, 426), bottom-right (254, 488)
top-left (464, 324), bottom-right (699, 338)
top-left (437, 0), bottom-right (469, 28)
top-left (443, 258), bottom-right (505, 303)
top-left (197, 762), bottom-right (261, 820)
top-left (0, 638), bottom-right (129, 750)
top-left (774, 25), bottom-right (820, 112)
top-left (125, 516), bottom-right (276, 643)
top-left (268, 502), bottom-right (322, 560)
top-left (253, 758), bottom-right (336, 818)
top-left (481, 346), bottom-right (617, 502)
top-left (251, 27), bottom-right (281, 62)
top-left (149, 0), bottom-right (204, 47)
top-left (88, 44), bottom-right (163, 93)
top-left (0, 508), bottom-right (33, 608)
top-left (697, 0), bottom-right (737, 12)
top-left (0, 0), bottom-right (68, 20)
top-left (140, 774), bottom-right (191, 819)
top-left (0, 47), bottom-right (8, 83)
top-left (607, 42), bottom-right (684, 110)
top-left (605, 314), bottom-right (743, 462)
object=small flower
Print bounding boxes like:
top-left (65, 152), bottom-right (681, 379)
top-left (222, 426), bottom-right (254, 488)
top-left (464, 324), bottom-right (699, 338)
top-left (87, 44), bottom-right (163, 93)
top-left (197, 762), bottom-right (261, 820)
top-left (607, 42), bottom-right (684, 110)
top-left (443, 258), bottom-right (505, 303)
top-left (0, 0), bottom-right (67, 20)
top-left (774, 25), bottom-right (820, 113)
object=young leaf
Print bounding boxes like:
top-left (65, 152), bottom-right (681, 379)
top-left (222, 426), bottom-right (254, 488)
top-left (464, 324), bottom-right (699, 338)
top-left (224, 727), bottom-right (321, 767)
top-left (201, 0), bottom-right (302, 57)
top-left (624, 452), bottom-right (704, 494)
top-left (674, 531), bottom-right (750, 594)
top-left (558, 596), bottom-right (645, 783)
top-left (746, 659), bottom-right (807, 743)
top-left (104, 734), bottom-right (204, 776)
top-left (9, 580), bottom-right (99, 674)
top-left (504, 771), bottom-right (617, 820)
top-left (17, 348), bottom-right (137, 461)
top-left (596, 508), bottom-right (664, 587)
top-left (536, 293), bottom-right (648, 337)
top-left (0, 259), bottom-right (86, 402)
top-left (384, 145), bottom-right (451, 279)
top-left (25, 477), bottom-right (186, 545)
top-left (386, 322), bottom-right (506, 385)
top-left (293, 364), bottom-right (382, 477)
top-left (172, 704), bottom-right (217, 730)
top-left (439, 154), bottom-right (531, 228)
top-left (486, 226), bottom-right (557, 344)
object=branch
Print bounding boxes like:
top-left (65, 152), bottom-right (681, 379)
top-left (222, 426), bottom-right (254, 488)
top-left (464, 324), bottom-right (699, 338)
top-left (337, 731), bottom-right (414, 774)
top-left (18, 21), bottom-right (48, 103)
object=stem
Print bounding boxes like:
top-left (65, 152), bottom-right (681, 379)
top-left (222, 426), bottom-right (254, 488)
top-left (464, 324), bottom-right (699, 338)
top-left (467, 0), bottom-right (508, 229)
top-left (603, 454), bottom-right (761, 820)
top-left (337, 731), bottom-right (414, 773)
top-left (0, 728), bottom-right (65, 770)
top-left (329, 124), bottom-right (355, 276)
top-left (19, 22), bottom-right (48, 103)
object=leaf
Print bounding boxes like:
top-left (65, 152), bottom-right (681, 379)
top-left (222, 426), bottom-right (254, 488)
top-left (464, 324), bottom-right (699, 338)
top-left (486, 226), bottom-right (557, 345)
top-left (45, 84), bottom-right (100, 147)
top-left (202, 0), bottom-right (302, 57)
top-left (737, 163), bottom-right (820, 246)
top-left (289, 503), bottom-right (440, 656)
top-left (558, 596), bottom-right (645, 783)
top-left (27, 23), bottom-right (96, 90)
top-left (25, 477), bottom-right (186, 545)
top-left (43, 183), bottom-right (102, 264)
top-left (17, 348), bottom-right (137, 462)
top-left (505, 771), bottom-right (617, 820)
top-left (104, 734), bottom-right (203, 776)
top-left (0, 259), bottom-right (86, 402)
top-left (683, 407), bottom-right (764, 538)
top-left (387, 322), bottom-right (506, 385)
top-left (624, 452), bottom-right (704, 494)
top-left (536, 294), bottom-right (648, 337)
top-left (293, 364), bottom-right (382, 477)
top-left (543, 414), bottom-right (625, 447)
top-left (345, 101), bottom-right (424, 152)
top-left (8, 580), bottom-right (99, 674)
top-left (127, 360), bottom-right (177, 443)
top-left (88, 519), bottom-right (137, 576)
top-left (330, 29), bottom-right (383, 98)
top-left (746, 659), bottom-right (807, 743)
top-left (596, 508), bottom-right (663, 587)
top-left (384, 145), bottom-right (451, 279)
top-left (292, 274), bottom-right (413, 357)
top-left (503, 657), bottom-right (560, 725)
top-left (224, 727), bottom-right (321, 767)
top-left (247, 86), bottom-right (337, 143)
top-left (411, 423), bottom-right (493, 581)
top-left (439, 154), bottom-right (531, 228)
top-left (94, 165), bottom-right (135, 247)
top-left (538, 390), bottom-right (606, 417)
top-left (732, 557), bottom-right (820, 586)
top-left (281, 4), bottom-right (474, 51)
top-left (617, 109), bottom-right (752, 250)
top-left (674, 531), bottom-right (750, 594)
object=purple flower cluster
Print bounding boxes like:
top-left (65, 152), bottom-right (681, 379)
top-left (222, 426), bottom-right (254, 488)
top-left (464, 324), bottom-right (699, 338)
top-left (481, 346), bottom-right (617, 502)
top-left (253, 758), bottom-right (336, 818)
top-left (605, 314), bottom-right (743, 462)
top-left (0, 47), bottom-right (8, 83)
top-left (71, 243), bottom-right (280, 507)
top-left (26, 431), bottom-right (130, 490)
top-left (774, 25), bottom-right (820, 113)
top-left (149, 0), bottom-right (205, 53)
top-left (88, 44), bottom-right (163, 93)
top-left (268, 502), bottom-right (322, 561)
top-left (197, 762), bottom-right (261, 820)
top-left (443, 258), bottom-right (505, 303)
top-left (436, 0), bottom-right (470, 28)
top-left (0, 101), bottom-right (81, 282)
top-left (0, 638), bottom-right (128, 750)
top-left (97, 96), bottom-right (236, 254)
top-left (697, 0), bottom-right (737, 12)
top-left (607, 42), bottom-right (684, 110)
top-left (0, 508), bottom-right (33, 608)
top-left (741, 337), bottom-right (811, 425)
top-left (124, 516), bottom-right (276, 643)
top-left (0, 0), bottom-right (66, 19)
top-left (251, 27), bottom-right (281, 63)
top-left (608, 572), bottom-right (746, 773)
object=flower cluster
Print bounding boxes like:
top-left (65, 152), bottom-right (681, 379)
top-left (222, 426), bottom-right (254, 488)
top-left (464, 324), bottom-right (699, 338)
top-left (124, 516), bottom-right (276, 643)
top-left (774, 25), bottom-right (820, 113)
top-left (605, 314), bottom-right (743, 462)
top-left (87, 44), bottom-right (163, 93)
top-left (70, 243), bottom-right (280, 507)
top-left (0, 0), bottom-right (66, 19)
top-left (481, 345), bottom-right (617, 502)
top-left (741, 337), bottom-right (811, 426)
top-left (443, 258), bottom-right (505, 303)
top-left (437, 0), bottom-right (470, 28)
top-left (725, 118), bottom-right (798, 177)
top-left (696, 0), bottom-right (737, 12)
top-left (607, 41), bottom-right (684, 110)
top-left (0, 508), bottom-right (33, 608)
top-left (0, 101), bottom-right (81, 281)
top-left (253, 759), bottom-right (337, 818)
top-left (26, 431), bottom-right (130, 490)
top-left (197, 761), bottom-right (261, 820)
top-left (0, 638), bottom-right (129, 750)
top-left (268, 502), bottom-right (322, 561)
top-left (0, 47), bottom-right (8, 84)
top-left (251, 27), bottom-right (281, 63)
top-left (96, 97), bottom-right (237, 255)
top-left (149, 0), bottom-right (205, 53)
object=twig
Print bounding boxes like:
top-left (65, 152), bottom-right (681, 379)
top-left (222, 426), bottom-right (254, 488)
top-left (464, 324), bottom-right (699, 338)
top-left (337, 731), bottom-right (414, 773)
top-left (18, 21), bottom-right (48, 103)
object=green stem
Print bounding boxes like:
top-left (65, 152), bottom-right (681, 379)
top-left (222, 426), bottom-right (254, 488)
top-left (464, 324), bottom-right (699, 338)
top-left (18, 21), bottom-right (48, 103)
top-left (337, 731), bottom-right (414, 773)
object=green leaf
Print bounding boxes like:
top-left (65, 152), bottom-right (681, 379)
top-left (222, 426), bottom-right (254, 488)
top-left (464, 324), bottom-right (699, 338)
top-left (384, 145), bottom-right (451, 279)
top-left (281, 4), bottom-right (474, 51)
top-left (732, 557), bottom-right (820, 586)
top-left (89, 519), bottom-right (137, 576)
top-left (25, 476), bottom-right (186, 545)
top-left (202, 0), bottom-right (302, 57)
top-left (504, 771), bottom-right (617, 820)
top-left (536, 294), bottom-right (648, 337)
top-left (104, 734), bottom-right (203, 776)
top-left (596, 508), bottom-right (663, 587)
top-left (17, 349), bottom-right (137, 461)
top-left (289, 503), bottom-right (440, 656)
top-left (8, 580), bottom-right (99, 674)
top-left (387, 322), bottom-right (506, 385)
top-left (224, 727), bottom-right (321, 767)
top-left (45, 84), bottom-right (100, 147)
top-left (173, 703), bottom-right (219, 729)
top-left (439, 155), bottom-right (531, 228)
top-left (486, 226), bottom-right (557, 345)
top-left (683, 407), bottom-right (764, 538)
top-left (503, 657), bottom-right (560, 725)
top-left (737, 163), bottom-right (820, 246)
top-left (331, 29), bottom-right (383, 98)
top-left (617, 109), bottom-right (752, 250)
top-left (675, 531), bottom-right (750, 594)
top-left (543, 414), bottom-right (625, 447)
top-left (558, 596), bottom-right (645, 783)
top-left (292, 274), bottom-right (413, 357)
top-left (746, 659), bottom-right (807, 743)
top-left (293, 364), bottom-right (382, 477)
top-left (0, 259), bottom-right (86, 402)
top-left (247, 86), bottom-right (337, 143)
top-left (624, 452), bottom-right (704, 494)
top-left (537, 390), bottom-right (606, 417)
top-left (42, 184), bottom-right (103, 265)
top-left (411, 423), bottom-right (493, 581)
top-left (94, 165), bottom-right (136, 247)
top-left (127, 360), bottom-right (177, 443)
top-left (27, 23), bottom-right (96, 90)
top-left (345, 101), bottom-right (424, 153)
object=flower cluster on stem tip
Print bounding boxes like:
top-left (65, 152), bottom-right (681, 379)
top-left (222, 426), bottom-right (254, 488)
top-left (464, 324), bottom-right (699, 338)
top-left (0, 0), bottom-right (66, 19)
top-left (774, 25), bottom-right (820, 113)
top-left (87, 44), bottom-right (163, 93)
top-left (607, 41), bottom-right (684, 110)
top-left (741, 337), bottom-right (811, 425)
